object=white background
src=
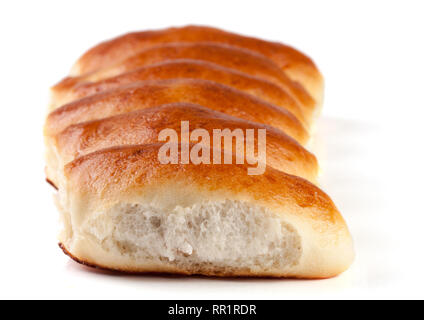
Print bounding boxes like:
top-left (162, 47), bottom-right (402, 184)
top-left (0, 0), bottom-right (423, 299)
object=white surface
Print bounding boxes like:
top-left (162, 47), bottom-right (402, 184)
top-left (0, 0), bottom-right (423, 299)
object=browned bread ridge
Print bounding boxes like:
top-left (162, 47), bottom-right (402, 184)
top-left (71, 42), bottom-right (315, 119)
top-left (69, 25), bottom-right (323, 105)
top-left (51, 59), bottom-right (310, 124)
top-left (46, 103), bottom-right (317, 187)
top-left (46, 79), bottom-right (309, 144)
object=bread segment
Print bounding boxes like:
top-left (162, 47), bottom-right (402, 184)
top-left (57, 143), bottom-right (353, 278)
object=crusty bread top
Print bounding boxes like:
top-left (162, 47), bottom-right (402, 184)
top-left (46, 79), bottom-right (309, 144)
top-left (52, 59), bottom-right (310, 123)
top-left (53, 103), bottom-right (318, 181)
top-left (78, 42), bottom-right (315, 114)
top-left (69, 25), bottom-right (323, 103)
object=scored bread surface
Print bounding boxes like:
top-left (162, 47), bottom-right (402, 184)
top-left (72, 42), bottom-right (315, 115)
top-left (69, 25), bottom-right (323, 105)
top-left (46, 103), bottom-right (317, 187)
top-left (46, 79), bottom-right (308, 142)
top-left (51, 59), bottom-right (310, 123)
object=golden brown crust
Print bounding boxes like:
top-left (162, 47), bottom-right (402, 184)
top-left (53, 103), bottom-right (318, 182)
top-left (77, 42), bottom-right (315, 116)
top-left (70, 25), bottom-right (323, 103)
top-left (46, 79), bottom-right (309, 144)
top-left (52, 59), bottom-right (307, 123)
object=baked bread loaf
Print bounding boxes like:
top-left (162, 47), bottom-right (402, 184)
top-left (45, 26), bottom-right (353, 278)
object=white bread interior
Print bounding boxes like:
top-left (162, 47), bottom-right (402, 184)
top-left (58, 199), bottom-right (304, 276)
